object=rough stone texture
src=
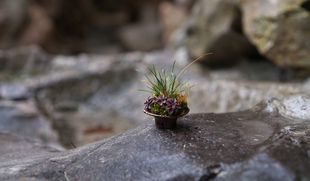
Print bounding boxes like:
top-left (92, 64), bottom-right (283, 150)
top-left (241, 0), bottom-right (310, 75)
top-left (0, 95), bottom-right (310, 180)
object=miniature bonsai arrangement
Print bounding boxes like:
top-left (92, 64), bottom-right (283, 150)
top-left (136, 53), bottom-right (212, 129)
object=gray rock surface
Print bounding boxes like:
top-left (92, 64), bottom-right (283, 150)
top-left (0, 100), bottom-right (63, 151)
top-left (0, 95), bottom-right (310, 180)
top-left (0, 46), bottom-right (308, 148)
top-left (189, 79), bottom-right (309, 114)
top-left (1, 46), bottom-right (149, 148)
top-left (32, 52), bottom-right (146, 148)
top-left (0, 83), bottom-right (29, 100)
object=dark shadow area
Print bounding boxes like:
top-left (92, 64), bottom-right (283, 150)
top-left (301, 0), bottom-right (310, 11)
top-left (199, 5), bottom-right (266, 69)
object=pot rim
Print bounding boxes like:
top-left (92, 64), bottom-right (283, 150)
top-left (143, 107), bottom-right (190, 119)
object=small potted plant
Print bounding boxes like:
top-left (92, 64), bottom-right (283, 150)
top-left (136, 53), bottom-right (211, 129)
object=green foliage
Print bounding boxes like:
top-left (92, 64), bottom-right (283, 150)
top-left (136, 53), bottom-right (212, 116)
top-left (150, 101), bottom-right (188, 116)
top-left (135, 53), bottom-right (212, 98)
top-left (136, 61), bottom-right (191, 98)
top-left (151, 102), bottom-right (169, 115)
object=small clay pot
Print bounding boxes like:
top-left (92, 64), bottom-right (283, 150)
top-left (143, 108), bottom-right (190, 129)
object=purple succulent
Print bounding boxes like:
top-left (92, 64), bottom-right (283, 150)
top-left (166, 98), bottom-right (181, 115)
top-left (144, 96), bottom-right (155, 110)
top-left (155, 95), bottom-right (167, 106)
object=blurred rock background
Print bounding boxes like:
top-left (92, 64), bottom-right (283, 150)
top-left (1, 0), bottom-right (310, 71)
top-left (0, 0), bottom-right (168, 54)
top-left (0, 0), bottom-right (310, 148)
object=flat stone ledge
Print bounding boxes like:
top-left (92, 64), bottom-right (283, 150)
top-left (0, 97), bottom-right (310, 181)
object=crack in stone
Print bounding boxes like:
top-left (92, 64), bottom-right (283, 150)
top-left (64, 171), bottom-right (70, 181)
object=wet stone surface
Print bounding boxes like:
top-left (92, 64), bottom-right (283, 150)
top-left (0, 98), bottom-right (310, 181)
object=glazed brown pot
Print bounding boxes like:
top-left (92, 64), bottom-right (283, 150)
top-left (143, 107), bottom-right (190, 129)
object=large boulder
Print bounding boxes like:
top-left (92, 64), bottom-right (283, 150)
top-left (241, 0), bottom-right (310, 75)
top-left (176, 0), bottom-right (310, 72)
top-left (0, 95), bottom-right (310, 180)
